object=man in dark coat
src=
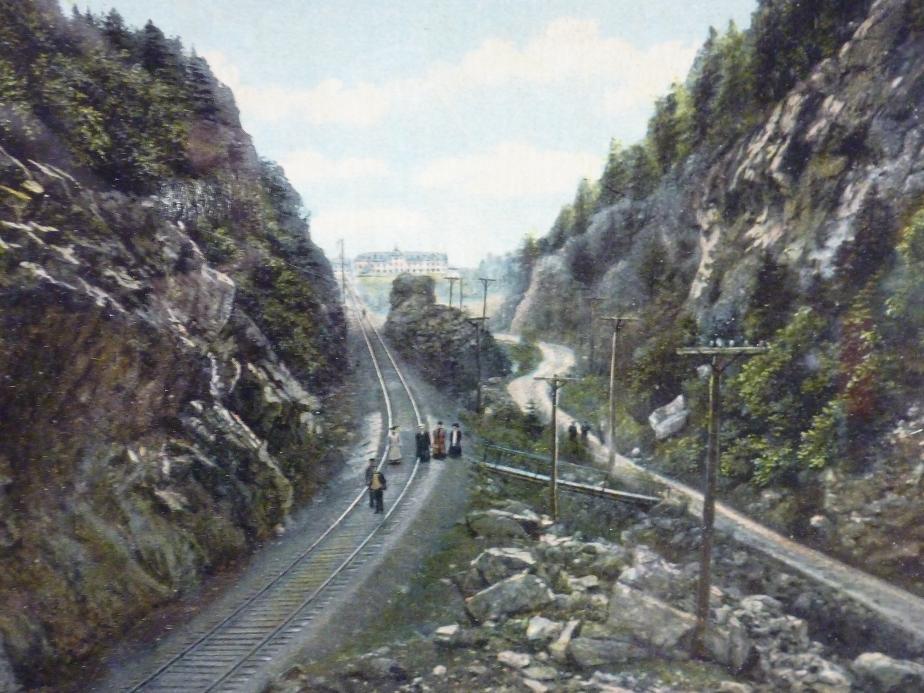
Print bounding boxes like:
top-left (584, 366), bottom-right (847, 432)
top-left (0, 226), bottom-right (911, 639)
top-left (368, 464), bottom-right (387, 514)
top-left (448, 422), bottom-right (462, 457)
top-left (365, 458), bottom-right (377, 508)
top-left (416, 424), bottom-right (431, 462)
top-left (568, 421), bottom-right (578, 442)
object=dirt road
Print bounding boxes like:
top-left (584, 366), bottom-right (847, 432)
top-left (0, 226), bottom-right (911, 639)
top-left (505, 338), bottom-right (924, 651)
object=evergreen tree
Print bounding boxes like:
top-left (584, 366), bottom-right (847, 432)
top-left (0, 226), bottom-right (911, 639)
top-left (571, 178), bottom-right (596, 236)
top-left (139, 20), bottom-right (170, 72)
top-left (102, 9), bottom-right (132, 53)
top-left (186, 52), bottom-right (219, 118)
top-left (599, 139), bottom-right (630, 207)
top-left (744, 252), bottom-right (795, 341)
top-left (690, 26), bottom-right (721, 141)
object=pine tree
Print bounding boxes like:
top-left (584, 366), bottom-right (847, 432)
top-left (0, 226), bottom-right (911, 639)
top-left (102, 9), bottom-right (132, 53)
top-left (599, 139), bottom-right (630, 207)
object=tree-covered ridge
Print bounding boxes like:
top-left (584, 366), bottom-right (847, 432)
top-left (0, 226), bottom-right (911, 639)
top-left (535, 0), bottom-right (879, 259)
top-left (0, 1), bottom-right (346, 389)
top-left (508, 0), bottom-right (924, 579)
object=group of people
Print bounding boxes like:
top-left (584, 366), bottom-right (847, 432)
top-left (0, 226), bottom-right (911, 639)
top-left (413, 420), bottom-right (462, 462)
top-left (568, 421), bottom-right (592, 443)
top-left (367, 421), bottom-right (463, 513)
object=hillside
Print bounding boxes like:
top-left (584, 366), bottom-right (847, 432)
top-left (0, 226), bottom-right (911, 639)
top-left (0, 2), bottom-right (345, 687)
top-left (506, 0), bottom-right (924, 591)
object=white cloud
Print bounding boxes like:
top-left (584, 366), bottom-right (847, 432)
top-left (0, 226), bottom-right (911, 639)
top-left (204, 19), bottom-right (699, 127)
top-left (601, 40), bottom-right (699, 113)
top-left (416, 142), bottom-right (603, 199)
top-left (280, 148), bottom-right (390, 189)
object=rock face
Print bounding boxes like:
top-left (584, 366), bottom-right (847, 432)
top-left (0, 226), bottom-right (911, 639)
top-left (507, 0), bottom-right (924, 589)
top-left (384, 275), bottom-right (509, 399)
top-left (0, 4), bottom-right (345, 688)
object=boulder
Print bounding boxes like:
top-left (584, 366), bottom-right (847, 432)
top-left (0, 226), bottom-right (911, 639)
top-left (648, 395), bottom-right (689, 440)
top-left (522, 664), bottom-right (559, 681)
top-left (472, 547), bottom-right (536, 584)
top-left (549, 619), bottom-right (581, 663)
top-left (608, 583), bottom-right (695, 655)
top-left (522, 679), bottom-right (549, 693)
top-left (466, 510), bottom-right (531, 540)
top-left (569, 636), bottom-right (646, 668)
top-left (608, 583), bottom-right (754, 671)
top-left (618, 546), bottom-right (693, 602)
top-left (497, 651), bottom-right (531, 669)
top-left (526, 616), bottom-right (563, 642)
top-left (465, 574), bottom-right (554, 622)
top-left (852, 652), bottom-right (924, 692)
top-left (357, 657), bottom-right (408, 683)
top-left (434, 624), bottom-right (459, 643)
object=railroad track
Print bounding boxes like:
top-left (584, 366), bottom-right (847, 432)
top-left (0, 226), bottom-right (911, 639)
top-left (120, 284), bottom-right (426, 692)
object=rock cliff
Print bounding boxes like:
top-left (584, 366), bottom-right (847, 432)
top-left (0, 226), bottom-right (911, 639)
top-left (384, 275), bottom-right (509, 402)
top-left (0, 4), bottom-right (345, 687)
top-left (508, 0), bottom-right (924, 591)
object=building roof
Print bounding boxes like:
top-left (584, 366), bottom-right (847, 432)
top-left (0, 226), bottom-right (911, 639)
top-left (354, 250), bottom-right (447, 262)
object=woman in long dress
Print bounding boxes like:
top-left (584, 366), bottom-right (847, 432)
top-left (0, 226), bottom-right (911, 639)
top-left (432, 421), bottom-right (446, 459)
top-left (387, 426), bottom-right (403, 464)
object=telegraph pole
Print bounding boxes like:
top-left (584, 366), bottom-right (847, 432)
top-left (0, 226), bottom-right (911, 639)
top-left (578, 288), bottom-right (603, 373)
top-left (587, 295), bottom-right (603, 373)
top-left (338, 239), bottom-right (346, 298)
top-left (479, 277), bottom-right (496, 325)
top-left (459, 277), bottom-right (464, 312)
top-left (467, 317), bottom-right (488, 414)
top-left (676, 342), bottom-right (768, 658)
top-left (534, 374), bottom-right (579, 520)
top-left (447, 276), bottom-right (459, 306)
top-left (599, 316), bottom-right (638, 473)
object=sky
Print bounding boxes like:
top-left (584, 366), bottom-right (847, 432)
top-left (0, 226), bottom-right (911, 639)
top-left (69, 1), bottom-right (756, 267)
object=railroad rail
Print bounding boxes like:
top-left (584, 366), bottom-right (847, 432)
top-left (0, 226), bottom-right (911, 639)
top-left (478, 442), bottom-right (660, 508)
top-left (120, 282), bottom-right (425, 692)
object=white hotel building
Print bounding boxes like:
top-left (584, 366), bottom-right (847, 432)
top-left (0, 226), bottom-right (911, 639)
top-left (353, 249), bottom-right (449, 276)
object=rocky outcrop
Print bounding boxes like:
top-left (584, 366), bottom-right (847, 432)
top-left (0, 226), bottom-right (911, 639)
top-left (384, 274), bottom-right (509, 400)
top-left (509, 0), bottom-right (924, 590)
top-left (0, 4), bottom-right (345, 688)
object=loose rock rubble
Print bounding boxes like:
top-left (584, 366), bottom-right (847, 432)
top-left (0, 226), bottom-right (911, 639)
top-left (272, 480), bottom-right (924, 692)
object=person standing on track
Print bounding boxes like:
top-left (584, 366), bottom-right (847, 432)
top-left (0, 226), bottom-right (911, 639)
top-left (415, 424), bottom-right (431, 462)
top-left (368, 466), bottom-right (387, 514)
top-left (432, 421), bottom-right (447, 459)
top-left (365, 458), bottom-right (377, 507)
top-left (448, 422), bottom-right (463, 458)
top-left (387, 426), bottom-right (403, 464)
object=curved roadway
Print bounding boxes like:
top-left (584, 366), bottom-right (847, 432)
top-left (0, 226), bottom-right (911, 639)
top-left (504, 337), bottom-right (924, 652)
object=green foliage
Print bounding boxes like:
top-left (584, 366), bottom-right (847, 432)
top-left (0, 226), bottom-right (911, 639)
top-left (629, 312), bottom-right (698, 412)
top-left (744, 252), bottom-right (796, 340)
top-left (506, 339), bottom-right (541, 376)
top-left (647, 82), bottom-right (694, 173)
top-left (885, 207), bottom-right (924, 335)
top-left (748, 0), bottom-right (872, 106)
top-left (796, 398), bottom-right (846, 471)
top-left (0, 3), bottom-right (199, 190)
top-left (723, 307), bottom-right (838, 485)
